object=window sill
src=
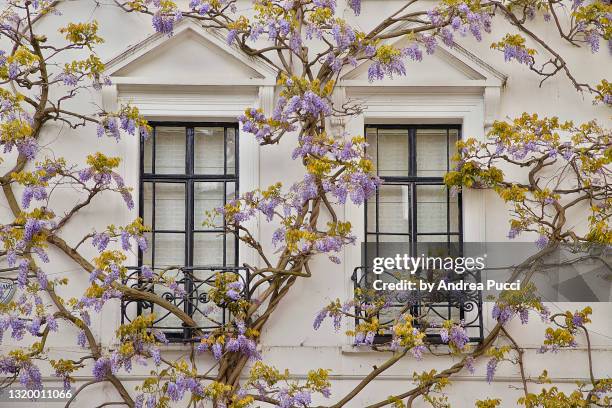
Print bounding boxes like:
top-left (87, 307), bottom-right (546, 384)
top-left (341, 344), bottom-right (393, 354)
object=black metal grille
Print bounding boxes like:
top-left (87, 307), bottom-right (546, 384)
top-left (121, 266), bottom-right (250, 342)
top-left (351, 266), bottom-right (484, 343)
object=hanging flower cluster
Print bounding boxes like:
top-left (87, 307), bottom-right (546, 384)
top-left (484, 345), bottom-right (511, 383)
top-left (445, 115), bottom-right (611, 246)
top-left (491, 283), bottom-right (550, 325)
top-left (98, 105), bottom-right (151, 141)
top-left (246, 362), bottom-right (332, 406)
top-left (0, 88), bottom-right (36, 159)
top-left (438, 320), bottom-right (470, 353)
top-left (538, 307), bottom-right (592, 353)
top-left (491, 34), bottom-right (537, 66)
top-left (197, 319), bottom-right (261, 361)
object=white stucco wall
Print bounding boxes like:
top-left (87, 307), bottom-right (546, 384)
top-left (0, 1), bottom-right (610, 407)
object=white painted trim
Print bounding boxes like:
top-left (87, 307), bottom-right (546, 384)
top-left (97, 84), bottom-right (263, 345)
top-left (340, 79), bottom-right (500, 88)
top-left (110, 76), bottom-right (276, 87)
top-left (339, 22), bottom-right (507, 87)
top-left (341, 90), bottom-right (487, 345)
top-left (104, 19), bottom-right (277, 82)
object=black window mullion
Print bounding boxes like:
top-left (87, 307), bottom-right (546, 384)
top-left (446, 129), bottom-right (451, 245)
top-left (375, 127), bottom-right (380, 257)
top-left (457, 126), bottom-right (464, 245)
top-left (152, 126), bottom-right (156, 175)
top-left (185, 127), bottom-right (195, 340)
top-left (223, 126), bottom-right (228, 177)
top-left (223, 181), bottom-right (227, 267)
top-left (186, 127), bottom-right (195, 265)
top-left (138, 134), bottom-right (145, 267)
top-left (152, 182), bottom-right (156, 269)
top-left (234, 124), bottom-right (240, 265)
top-left (408, 128), bottom-right (416, 177)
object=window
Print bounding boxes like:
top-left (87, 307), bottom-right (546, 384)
top-left (353, 125), bottom-right (483, 343)
top-left (122, 123), bottom-right (242, 341)
top-left (140, 123), bottom-right (238, 269)
top-left (365, 125), bottom-right (462, 250)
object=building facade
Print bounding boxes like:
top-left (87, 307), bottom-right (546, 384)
top-left (0, 1), bottom-right (610, 407)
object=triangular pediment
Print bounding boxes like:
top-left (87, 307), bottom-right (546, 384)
top-left (105, 20), bottom-right (276, 85)
top-left (340, 31), bottom-right (507, 87)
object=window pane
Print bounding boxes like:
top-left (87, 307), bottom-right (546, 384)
top-left (417, 235), bottom-right (460, 242)
top-left (153, 233), bottom-right (185, 267)
top-left (143, 182), bottom-right (153, 228)
top-left (377, 128), bottom-right (409, 177)
top-left (155, 127), bottom-right (186, 174)
top-left (194, 182), bottom-right (235, 229)
top-left (195, 127), bottom-right (224, 175)
top-left (417, 129), bottom-right (447, 177)
top-left (450, 194), bottom-right (460, 233)
top-left (193, 233), bottom-right (224, 266)
top-left (366, 192), bottom-right (377, 233)
top-left (416, 185), bottom-right (447, 233)
top-left (365, 127), bottom-right (378, 170)
top-left (142, 232), bottom-right (153, 264)
top-left (227, 128), bottom-right (236, 175)
top-left (449, 129), bottom-right (459, 168)
top-left (144, 136), bottom-right (153, 173)
top-left (154, 183), bottom-right (185, 231)
top-left (378, 184), bottom-right (410, 234)
top-left (378, 234), bottom-right (411, 243)
top-left (225, 235), bottom-right (236, 265)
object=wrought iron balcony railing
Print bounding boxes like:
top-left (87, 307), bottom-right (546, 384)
top-left (121, 266), bottom-right (250, 342)
top-left (351, 266), bottom-right (484, 344)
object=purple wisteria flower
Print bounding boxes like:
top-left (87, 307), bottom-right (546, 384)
top-left (19, 363), bottom-right (42, 390)
top-left (586, 32), bottom-right (600, 53)
top-left (519, 309), bottom-right (529, 324)
top-left (502, 45), bottom-right (533, 65)
top-left (486, 358), bottom-right (498, 383)
top-left (22, 185), bottom-right (47, 208)
top-left (448, 325), bottom-right (470, 350)
top-left (46, 315), bottom-right (58, 331)
top-left (152, 12), bottom-right (180, 35)
top-left (313, 308), bottom-right (327, 330)
top-left (211, 343), bottom-right (223, 360)
top-left (492, 304), bottom-right (513, 323)
top-left (348, 0), bottom-right (361, 14)
top-left (77, 330), bottom-right (87, 347)
top-left (535, 235), bottom-right (549, 249)
top-left (92, 232), bottom-right (110, 252)
top-left (16, 138), bottom-right (38, 160)
top-left (507, 228), bottom-right (519, 239)
top-left (572, 313), bottom-right (584, 327)
top-left (440, 328), bottom-right (450, 343)
top-left (465, 356), bottom-right (475, 374)
top-left (226, 280), bottom-right (244, 301)
top-left (368, 53), bottom-right (407, 82)
top-left (92, 357), bottom-right (112, 381)
top-left (410, 344), bottom-right (427, 360)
